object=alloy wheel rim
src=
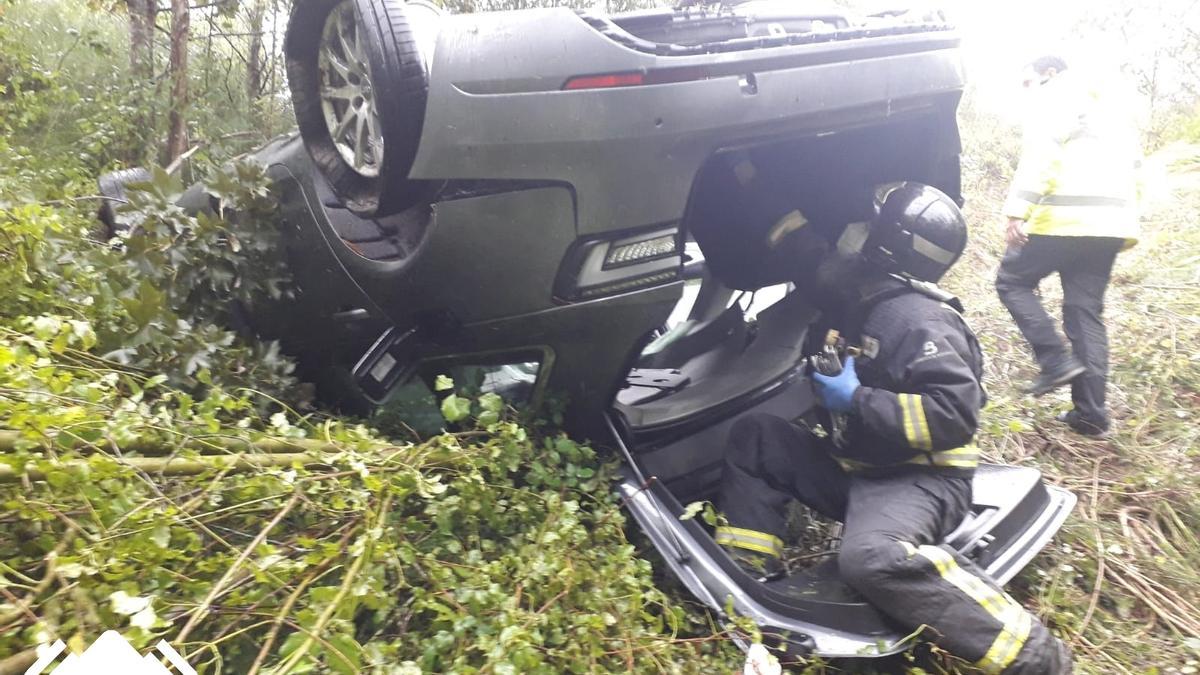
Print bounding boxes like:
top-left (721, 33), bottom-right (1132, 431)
top-left (318, 1), bottom-right (383, 177)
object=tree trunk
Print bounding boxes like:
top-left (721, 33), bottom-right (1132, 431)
top-left (246, 0), bottom-right (267, 108)
top-left (166, 0), bottom-right (191, 164)
top-left (125, 0), bottom-right (154, 79)
top-left (125, 0), bottom-right (158, 163)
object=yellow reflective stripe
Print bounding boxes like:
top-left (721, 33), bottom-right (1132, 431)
top-left (835, 445), bottom-right (979, 472)
top-left (1024, 202), bottom-right (1139, 244)
top-left (918, 546), bottom-right (1009, 619)
top-left (899, 393), bottom-right (920, 449)
top-left (903, 444), bottom-right (979, 469)
top-left (929, 443), bottom-right (980, 469)
top-left (719, 538), bottom-right (778, 556)
top-left (898, 541), bottom-right (917, 557)
top-left (714, 526), bottom-right (784, 558)
top-left (905, 457), bottom-right (979, 468)
top-left (978, 610), bottom-right (1033, 674)
top-left (912, 545), bottom-right (1032, 673)
top-left (1015, 190), bottom-right (1129, 207)
top-left (935, 459), bottom-right (982, 468)
top-left (899, 394), bottom-right (932, 452)
top-left (912, 397), bottom-right (933, 452)
top-left (900, 394), bottom-right (915, 448)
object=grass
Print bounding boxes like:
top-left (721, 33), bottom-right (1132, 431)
top-left (948, 113), bottom-right (1200, 673)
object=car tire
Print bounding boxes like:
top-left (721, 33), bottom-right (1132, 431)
top-left (285, 0), bottom-right (437, 218)
top-left (96, 167), bottom-right (152, 239)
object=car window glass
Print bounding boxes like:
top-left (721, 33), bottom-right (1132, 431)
top-left (373, 360), bottom-right (541, 439)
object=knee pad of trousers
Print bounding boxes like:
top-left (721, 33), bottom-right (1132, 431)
top-left (837, 535), bottom-right (904, 592)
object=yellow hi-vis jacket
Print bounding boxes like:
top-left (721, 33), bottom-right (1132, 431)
top-left (1002, 71), bottom-right (1140, 248)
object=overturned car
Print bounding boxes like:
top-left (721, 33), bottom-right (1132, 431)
top-left (99, 0), bottom-right (1074, 660)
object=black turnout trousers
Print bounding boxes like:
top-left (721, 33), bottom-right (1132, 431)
top-left (718, 413), bottom-right (1067, 674)
top-left (995, 235), bottom-right (1123, 427)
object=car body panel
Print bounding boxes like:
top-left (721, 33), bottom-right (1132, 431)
top-left (411, 8), bottom-right (964, 235)
top-left (351, 282), bottom-right (682, 438)
top-left (280, 161), bottom-right (580, 324)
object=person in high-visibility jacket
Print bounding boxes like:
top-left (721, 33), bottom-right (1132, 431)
top-left (995, 55), bottom-right (1140, 436)
top-left (717, 184), bottom-right (1072, 674)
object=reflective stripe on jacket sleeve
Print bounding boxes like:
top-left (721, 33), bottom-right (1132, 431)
top-left (851, 318), bottom-right (983, 464)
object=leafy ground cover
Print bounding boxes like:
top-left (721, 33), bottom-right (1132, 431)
top-left (0, 160), bottom-right (747, 673)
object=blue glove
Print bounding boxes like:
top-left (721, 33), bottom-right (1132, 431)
top-left (813, 356), bottom-right (860, 413)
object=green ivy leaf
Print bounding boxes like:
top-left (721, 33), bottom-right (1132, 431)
top-left (109, 590), bottom-right (150, 615)
top-left (440, 394), bottom-right (471, 423)
top-left (478, 392), bottom-right (503, 414)
top-left (324, 634), bottom-right (362, 675)
top-left (151, 523), bottom-right (171, 549)
top-left (434, 375), bottom-right (454, 392)
top-left (680, 501), bottom-right (706, 521)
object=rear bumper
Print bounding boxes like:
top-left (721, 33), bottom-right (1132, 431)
top-left (413, 10), bottom-right (964, 236)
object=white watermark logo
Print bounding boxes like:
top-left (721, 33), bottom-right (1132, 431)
top-left (25, 631), bottom-right (196, 675)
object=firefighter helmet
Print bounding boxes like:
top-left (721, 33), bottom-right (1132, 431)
top-left (865, 183), bottom-right (967, 283)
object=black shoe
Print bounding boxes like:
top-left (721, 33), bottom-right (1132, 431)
top-left (1025, 357), bottom-right (1087, 397)
top-left (1056, 410), bottom-right (1109, 437)
top-left (727, 548), bottom-right (786, 582)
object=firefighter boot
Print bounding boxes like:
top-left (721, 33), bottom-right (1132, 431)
top-left (1024, 355), bottom-right (1086, 397)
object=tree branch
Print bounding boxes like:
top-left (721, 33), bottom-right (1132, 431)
top-left (174, 491), bottom-right (301, 651)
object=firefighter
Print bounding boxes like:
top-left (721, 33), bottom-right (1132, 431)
top-left (995, 55), bottom-right (1140, 436)
top-left (715, 183), bottom-right (1072, 674)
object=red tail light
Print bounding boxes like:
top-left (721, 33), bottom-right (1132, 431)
top-left (562, 67), bottom-right (717, 91)
top-left (562, 72), bottom-right (645, 90)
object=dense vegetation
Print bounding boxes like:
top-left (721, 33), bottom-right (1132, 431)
top-left (1, 0), bottom-right (1199, 672)
top-left (0, 2), bottom-right (744, 671)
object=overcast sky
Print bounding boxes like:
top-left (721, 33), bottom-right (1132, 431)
top-left (952, 1), bottom-right (1106, 111)
top-left (947, 0), bottom-right (1194, 120)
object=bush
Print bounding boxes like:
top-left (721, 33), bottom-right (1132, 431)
top-left (0, 162), bottom-right (301, 412)
top-left (0, 146), bottom-right (740, 675)
top-left (0, 384), bottom-right (738, 672)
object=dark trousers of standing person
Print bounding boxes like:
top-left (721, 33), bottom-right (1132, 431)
top-left (717, 414), bottom-right (1069, 673)
top-left (995, 235), bottom-right (1123, 431)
